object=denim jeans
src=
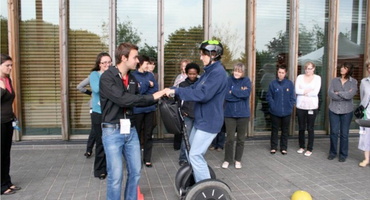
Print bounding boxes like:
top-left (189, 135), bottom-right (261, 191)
top-left (102, 124), bottom-right (141, 200)
top-left (179, 117), bottom-right (194, 162)
top-left (188, 127), bottom-right (217, 182)
top-left (329, 110), bottom-right (353, 159)
top-left (211, 123), bottom-right (226, 149)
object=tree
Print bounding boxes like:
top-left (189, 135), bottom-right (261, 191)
top-left (116, 20), bottom-right (142, 45)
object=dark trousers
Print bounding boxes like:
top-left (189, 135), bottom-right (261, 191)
top-left (270, 114), bottom-right (291, 151)
top-left (329, 110), bottom-right (353, 159)
top-left (297, 109), bottom-right (318, 151)
top-left (91, 112), bottom-right (106, 177)
top-left (86, 113), bottom-right (96, 153)
top-left (211, 123), bottom-right (226, 149)
top-left (224, 117), bottom-right (248, 163)
top-left (135, 111), bottom-right (155, 163)
top-left (1, 121), bottom-right (14, 193)
top-left (173, 134), bottom-right (182, 150)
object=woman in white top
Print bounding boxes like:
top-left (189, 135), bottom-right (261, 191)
top-left (295, 61), bottom-right (321, 156)
top-left (358, 60), bottom-right (370, 167)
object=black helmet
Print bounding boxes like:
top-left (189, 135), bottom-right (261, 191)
top-left (199, 40), bottom-right (223, 58)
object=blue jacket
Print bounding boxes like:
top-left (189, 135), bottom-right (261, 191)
top-left (266, 78), bottom-right (296, 117)
top-left (90, 71), bottom-right (103, 114)
top-left (175, 61), bottom-right (228, 133)
top-left (131, 70), bottom-right (158, 114)
top-left (224, 76), bottom-right (252, 118)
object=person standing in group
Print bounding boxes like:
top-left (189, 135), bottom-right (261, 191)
top-left (173, 59), bottom-right (190, 87)
top-left (132, 55), bottom-right (158, 168)
top-left (148, 57), bottom-right (158, 81)
top-left (89, 52), bottom-right (111, 179)
top-left (327, 62), bottom-right (358, 162)
top-left (295, 62), bottom-right (321, 157)
top-left (177, 62), bottom-right (200, 166)
top-left (1, 54), bottom-right (21, 195)
top-left (173, 59), bottom-right (191, 150)
top-left (221, 63), bottom-right (251, 169)
top-left (99, 42), bottom-right (166, 200)
top-left (165, 40), bottom-right (228, 183)
top-left (76, 76), bottom-right (95, 158)
top-left (266, 65), bottom-right (296, 155)
top-left (357, 61), bottom-right (370, 167)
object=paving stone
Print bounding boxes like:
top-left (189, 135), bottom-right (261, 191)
top-left (1, 137), bottom-right (369, 200)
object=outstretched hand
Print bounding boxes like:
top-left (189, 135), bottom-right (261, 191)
top-left (163, 88), bottom-right (175, 97)
top-left (153, 89), bottom-right (167, 100)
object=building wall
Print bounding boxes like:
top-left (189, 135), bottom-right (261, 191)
top-left (2, 0), bottom-right (369, 140)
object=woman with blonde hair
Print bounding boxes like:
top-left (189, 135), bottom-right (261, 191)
top-left (222, 63), bottom-right (251, 169)
top-left (295, 61), bottom-right (321, 157)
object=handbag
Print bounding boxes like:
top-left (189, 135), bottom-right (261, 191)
top-left (354, 101), bottom-right (370, 119)
top-left (158, 97), bottom-right (182, 135)
top-left (354, 105), bottom-right (365, 119)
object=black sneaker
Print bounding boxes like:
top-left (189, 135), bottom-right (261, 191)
top-left (327, 155), bottom-right (336, 160)
top-left (179, 160), bottom-right (187, 166)
top-left (339, 157), bottom-right (346, 162)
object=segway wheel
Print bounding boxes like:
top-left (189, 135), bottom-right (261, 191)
top-left (184, 179), bottom-right (233, 200)
top-left (174, 163), bottom-right (216, 196)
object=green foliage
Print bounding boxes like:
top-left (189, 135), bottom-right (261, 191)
top-left (0, 16), bottom-right (8, 54)
top-left (116, 20), bottom-right (142, 45)
top-left (139, 43), bottom-right (157, 60)
top-left (266, 24), bottom-right (326, 57)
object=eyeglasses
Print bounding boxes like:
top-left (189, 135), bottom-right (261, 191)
top-left (305, 68), bottom-right (314, 71)
top-left (100, 61), bottom-right (112, 65)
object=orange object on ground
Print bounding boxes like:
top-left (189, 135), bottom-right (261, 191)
top-left (137, 186), bottom-right (144, 200)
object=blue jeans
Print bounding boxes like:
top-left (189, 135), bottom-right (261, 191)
top-left (188, 127), bottom-right (217, 182)
top-left (102, 124), bottom-right (141, 200)
top-left (329, 110), bottom-right (353, 159)
top-left (179, 117), bottom-right (194, 162)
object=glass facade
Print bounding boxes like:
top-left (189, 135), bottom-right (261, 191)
top-left (19, 0), bottom-right (61, 135)
top-left (254, 0), bottom-right (290, 132)
top-left (68, 0), bottom-right (109, 135)
top-left (1, 0), bottom-right (8, 54)
top-left (3, 0), bottom-right (370, 139)
top-left (163, 0), bottom-right (203, 87)
top-left (338, 0), bottom-right (367, 129)
top-left (297, 0), bottom-right (329, 130)
top-left (212, 0), bottom-right (246, 72)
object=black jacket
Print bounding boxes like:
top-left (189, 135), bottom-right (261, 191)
top-left (99, 66), bottom-right (156, 125)
top-left (177, 77), bottom-right (197, 119)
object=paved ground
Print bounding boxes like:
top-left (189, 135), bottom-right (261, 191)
top-left (2, 137), bottom-right (370, 200)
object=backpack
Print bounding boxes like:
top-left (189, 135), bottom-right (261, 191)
top-left (158, 97), bottom-right (183, 134)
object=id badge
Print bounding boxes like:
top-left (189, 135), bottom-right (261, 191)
top-left (120, 119), bottom-right (131, 134)
top-left (308, 110), bottom-right (314, 115)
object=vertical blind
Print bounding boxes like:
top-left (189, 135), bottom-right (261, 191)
top-left (163, 0), bottom-right (203, 87)
top-left (68, 1), bottom-right (109, 134)
top-left (19, 0), bottom-right (61, 135)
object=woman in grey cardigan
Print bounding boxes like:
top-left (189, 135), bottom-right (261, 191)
top-left (327, 63), bottom-right (358, 162)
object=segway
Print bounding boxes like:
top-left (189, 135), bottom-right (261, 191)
top-left (159, 97), bottom-right (233, 200)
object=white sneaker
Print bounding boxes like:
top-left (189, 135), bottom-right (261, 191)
top-left (297, 148), bottom-right (304, 154)
top-left (221, 161), bottom-right (229, 169)
top-left (235, 161), bottom-right (242, 169)
top-left (304, 151), bottom-right (312, 157)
